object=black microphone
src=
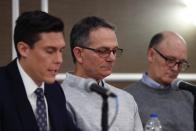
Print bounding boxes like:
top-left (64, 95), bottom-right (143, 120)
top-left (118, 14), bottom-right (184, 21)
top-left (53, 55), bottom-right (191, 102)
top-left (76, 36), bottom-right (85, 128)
top-left (171, 79), bottom-right (196, 93)
top-left (85, 80), bottom-right (117, 98)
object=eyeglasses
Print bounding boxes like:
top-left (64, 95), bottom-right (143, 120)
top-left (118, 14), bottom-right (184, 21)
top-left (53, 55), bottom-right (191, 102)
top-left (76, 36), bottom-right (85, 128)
top-left (153, 48), bottom-right (190, 71)
top-left (78, 45), bottom-right (123, 58)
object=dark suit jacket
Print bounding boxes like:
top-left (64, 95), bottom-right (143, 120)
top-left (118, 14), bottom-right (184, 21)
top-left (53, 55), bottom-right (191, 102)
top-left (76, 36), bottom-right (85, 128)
top-left (0, 59), bottom-right (80, 131)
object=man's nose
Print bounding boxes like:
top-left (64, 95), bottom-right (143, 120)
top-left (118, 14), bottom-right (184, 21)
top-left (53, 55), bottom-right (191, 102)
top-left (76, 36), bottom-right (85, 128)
top-left (172, 62), bottom-right (181, 71)
top-left (107, 51), bottom-right (116, 61)
top-left (55, 52), bottom-right (63, 64)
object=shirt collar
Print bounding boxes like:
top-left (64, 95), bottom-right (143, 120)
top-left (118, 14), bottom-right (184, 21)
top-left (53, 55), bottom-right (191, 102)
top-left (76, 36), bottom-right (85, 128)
top-left (17, 59), bottom-right (45, 97)
top-left (65, 72), bottom-right (105, 89)
top-left (141, 72), bottom-right (170, 89)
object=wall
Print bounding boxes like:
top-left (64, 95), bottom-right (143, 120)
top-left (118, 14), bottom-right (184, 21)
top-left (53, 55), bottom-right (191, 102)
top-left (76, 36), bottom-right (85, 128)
top-left (0, 0), bottom-right (196, 87)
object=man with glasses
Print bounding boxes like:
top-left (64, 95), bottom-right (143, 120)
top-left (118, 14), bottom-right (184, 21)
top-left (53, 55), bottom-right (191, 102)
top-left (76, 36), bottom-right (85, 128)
top-left (125, 31), bottom-right (193, 131)
top-left (61, 16), bottom-right (143, 131)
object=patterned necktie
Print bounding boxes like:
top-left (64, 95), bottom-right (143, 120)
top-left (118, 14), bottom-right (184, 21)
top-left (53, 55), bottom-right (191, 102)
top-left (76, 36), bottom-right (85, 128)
top-left (35, 88), bottom-right (47, 131)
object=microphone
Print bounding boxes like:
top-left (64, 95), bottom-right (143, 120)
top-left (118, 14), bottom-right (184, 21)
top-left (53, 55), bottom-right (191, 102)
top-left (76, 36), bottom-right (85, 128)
top-left (171, 79), bottom-right (196, 93)
top-left (85, 80), bottom-right (117, 98)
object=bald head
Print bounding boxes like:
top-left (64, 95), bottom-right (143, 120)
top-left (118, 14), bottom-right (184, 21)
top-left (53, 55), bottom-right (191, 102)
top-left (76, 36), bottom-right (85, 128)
top-left (147, 31), bottom-right (188, 85)
top-left (148, 31), bottom-right (187, 49)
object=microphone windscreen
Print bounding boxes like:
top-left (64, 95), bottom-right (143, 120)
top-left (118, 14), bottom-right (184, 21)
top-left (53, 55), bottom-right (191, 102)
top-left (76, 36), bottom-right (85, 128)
top-left (171, 79), bottom-right (196, 94)
top-left (84, 79), bottom-right (97, 92)
top-left (171, 79), bottom-right (183, 90)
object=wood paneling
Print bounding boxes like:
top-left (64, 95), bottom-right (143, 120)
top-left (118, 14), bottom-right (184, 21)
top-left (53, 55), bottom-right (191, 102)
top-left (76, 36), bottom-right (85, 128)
top-left (0, 0), bottom-right (196, 87)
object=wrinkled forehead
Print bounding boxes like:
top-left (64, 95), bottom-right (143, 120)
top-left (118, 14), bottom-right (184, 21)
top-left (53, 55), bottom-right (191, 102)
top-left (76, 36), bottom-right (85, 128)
top-left (157, 37), bottom-right (188, 59)
top-left (88, 27), bottom-right (118, 48)
top-left (158, 34), bottom-right (187, 50)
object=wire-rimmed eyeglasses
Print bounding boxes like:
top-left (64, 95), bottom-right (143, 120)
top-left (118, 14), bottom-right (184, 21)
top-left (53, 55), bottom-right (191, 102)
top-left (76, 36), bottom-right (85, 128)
top-left (153, 48), bottom-right (190, 71)
top-left (78, 45), bottom-right (123, 58)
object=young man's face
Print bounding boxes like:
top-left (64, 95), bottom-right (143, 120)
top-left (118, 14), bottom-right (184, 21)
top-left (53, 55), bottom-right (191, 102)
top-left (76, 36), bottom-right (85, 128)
top-left (19, 32), bottom-right (65, 85)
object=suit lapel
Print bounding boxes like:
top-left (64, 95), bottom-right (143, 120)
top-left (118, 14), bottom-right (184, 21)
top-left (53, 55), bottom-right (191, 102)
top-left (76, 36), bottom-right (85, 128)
top-left (45, 83), bottom-right (60, 131)
top-left (45, 82), bottom-right (67, 131)
top-left (6, 60), bottom-right (39, 131)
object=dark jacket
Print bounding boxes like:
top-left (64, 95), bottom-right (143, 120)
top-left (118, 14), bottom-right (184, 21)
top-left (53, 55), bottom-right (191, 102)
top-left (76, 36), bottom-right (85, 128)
top-left (0, 59), bottom-right (81, 131)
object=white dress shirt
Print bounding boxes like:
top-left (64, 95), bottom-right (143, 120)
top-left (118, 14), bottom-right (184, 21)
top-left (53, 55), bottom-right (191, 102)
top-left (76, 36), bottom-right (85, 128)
top-left (17, 59), bottom-right (50, 130)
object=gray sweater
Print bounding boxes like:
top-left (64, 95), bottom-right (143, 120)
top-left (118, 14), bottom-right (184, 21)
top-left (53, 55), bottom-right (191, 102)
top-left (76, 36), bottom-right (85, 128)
top-left (125, 80), bottom-right (194, 131)
top-left (61, 73), bottom-right (143, 131)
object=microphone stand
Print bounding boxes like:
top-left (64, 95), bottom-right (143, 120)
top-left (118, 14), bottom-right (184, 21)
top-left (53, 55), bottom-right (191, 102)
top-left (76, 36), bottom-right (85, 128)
top-left (101, 95), bottom-right (109, 131)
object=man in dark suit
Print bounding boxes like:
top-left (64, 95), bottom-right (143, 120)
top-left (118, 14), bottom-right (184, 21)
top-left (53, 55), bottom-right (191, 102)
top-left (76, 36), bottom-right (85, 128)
top-left (0, 10), bottom-right (80, 131)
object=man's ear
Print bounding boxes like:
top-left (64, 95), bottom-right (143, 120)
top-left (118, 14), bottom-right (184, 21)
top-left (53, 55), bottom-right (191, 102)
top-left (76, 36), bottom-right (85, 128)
top-left (73, 47), bottom-right (83, 63)
top-left (17, 42), bottom-right (30, 58)
top-left (147, 48), bottom-right (154, 62)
